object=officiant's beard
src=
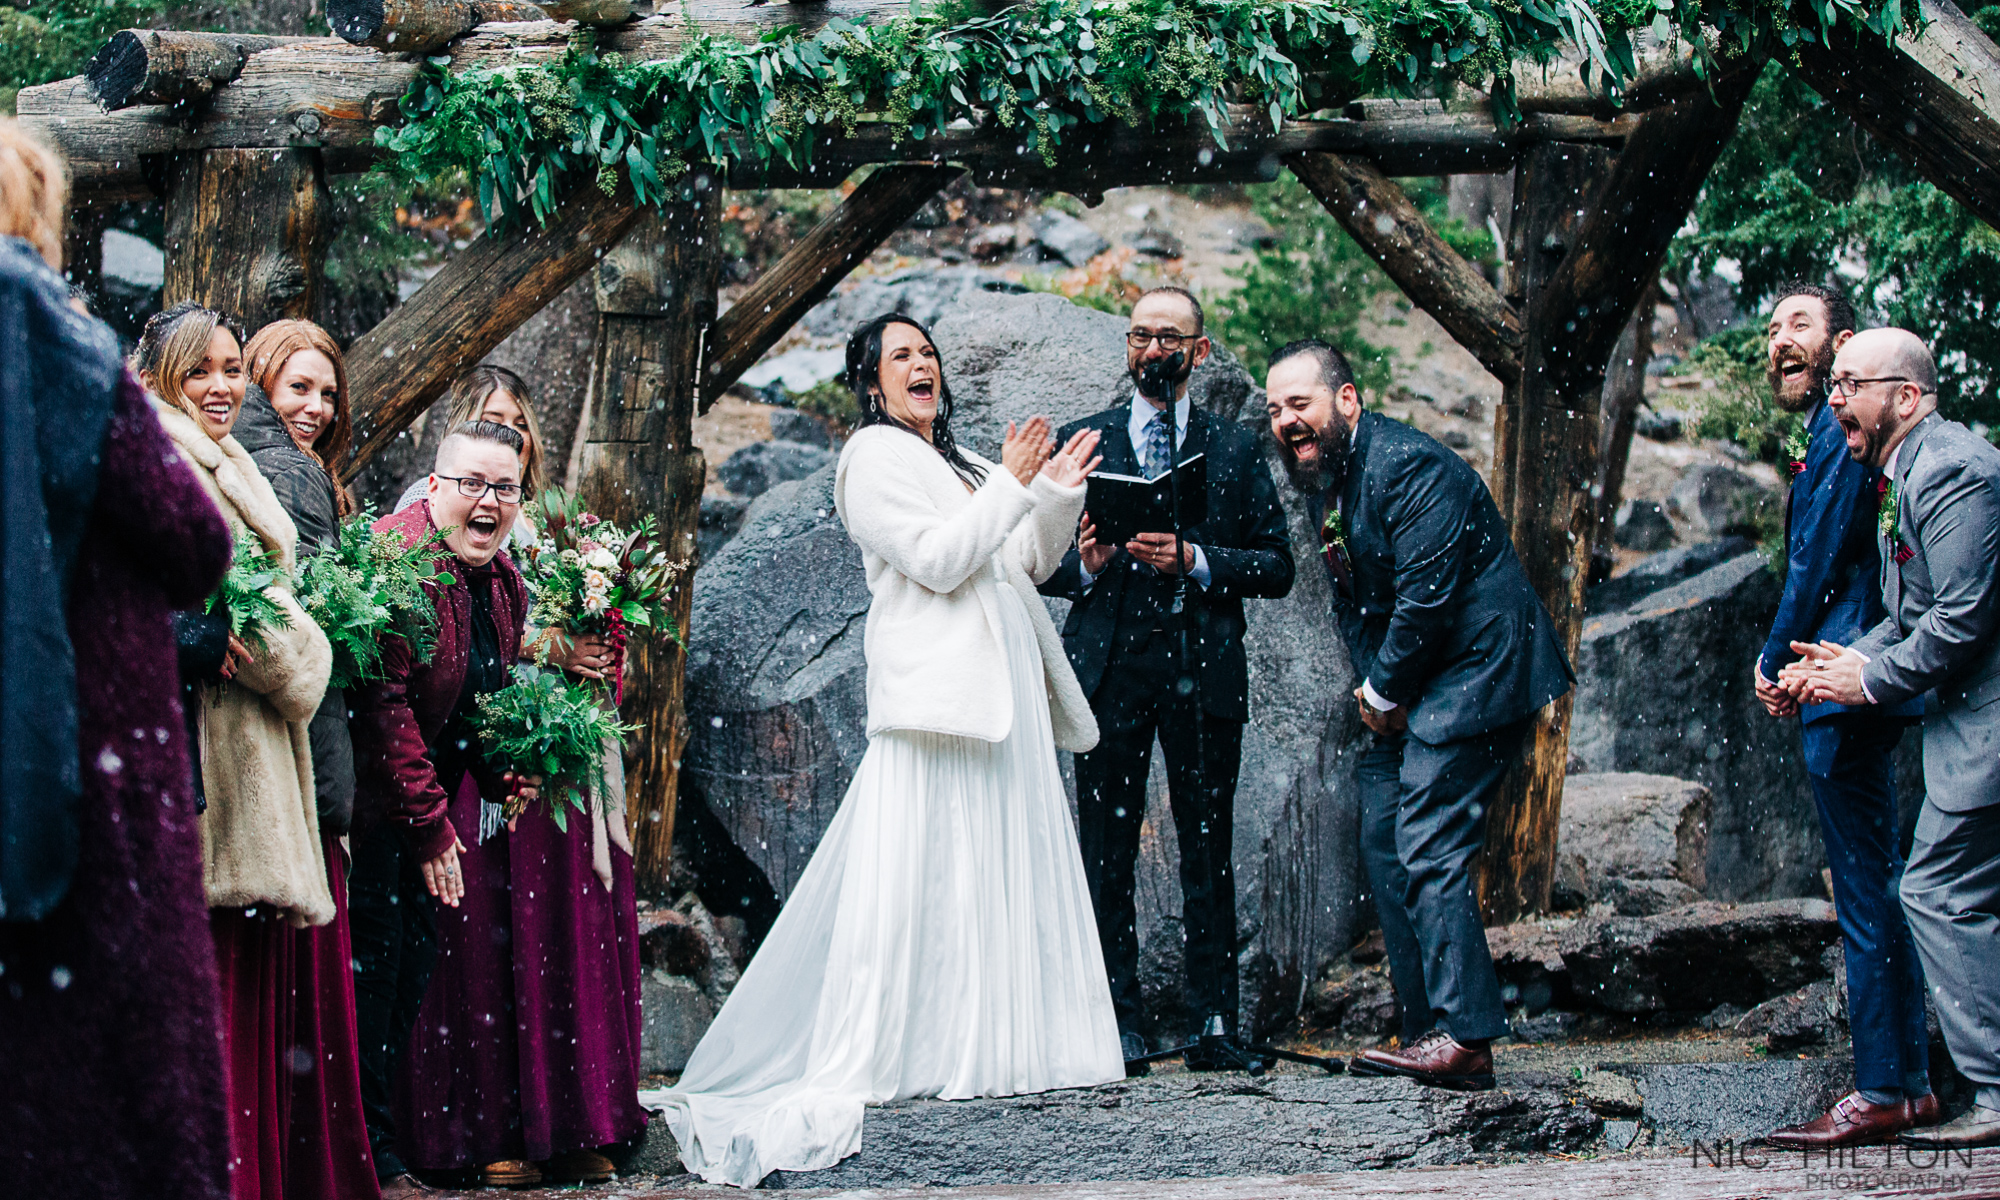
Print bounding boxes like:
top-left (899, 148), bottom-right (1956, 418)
top-left (1128, 354), bottom-right (1193, 399)
top-left (1278, 412), bottom-right (1353, 494)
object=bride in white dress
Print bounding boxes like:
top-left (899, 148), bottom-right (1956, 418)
top-left (652, 314), bottom-right (1124, 1187)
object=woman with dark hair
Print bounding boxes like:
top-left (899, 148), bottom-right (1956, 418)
top-left (654, 314), bottom-right (1122, 1187)
top-left (0, 134), bottom-right (235, 1200)
top-left (237, 318), bottom-right (381, 1200)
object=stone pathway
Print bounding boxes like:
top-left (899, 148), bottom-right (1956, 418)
top-left (424, 1148), bottom-right (2000, 1199)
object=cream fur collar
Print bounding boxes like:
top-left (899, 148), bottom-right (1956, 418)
top-left (154, 400), bottom-right (300, 571)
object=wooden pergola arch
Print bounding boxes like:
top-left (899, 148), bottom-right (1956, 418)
top-left (20, 0), bottom-right (2000, 922)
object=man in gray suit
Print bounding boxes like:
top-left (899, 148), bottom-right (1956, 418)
top-left (1783, 328), bottom-right (2000, 1149)
top-left (1268, 339), bottom-right (1573, 1089)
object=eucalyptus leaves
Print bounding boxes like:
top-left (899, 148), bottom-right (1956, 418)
top-left (376, 0), bottom-right (1918, 232)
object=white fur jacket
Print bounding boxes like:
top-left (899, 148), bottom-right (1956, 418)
top-left (834, 425), bottom-right (1099, 752)
top-left (157, 402), bottom-right (335, 927)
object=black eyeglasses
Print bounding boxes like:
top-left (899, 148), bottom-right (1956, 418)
top-left (435, 474), bottom-right (523, 504)
top-left (1126, 331), bottom-right (1195, 351)
top-left (1829, 376), bottom-right (1910, 397)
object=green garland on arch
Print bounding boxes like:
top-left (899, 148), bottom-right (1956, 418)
top-left (374, 0), bottom-right (1922, 231)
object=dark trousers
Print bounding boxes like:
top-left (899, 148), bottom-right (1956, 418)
top-left (1802, 715), bottom-right (1930, 1095)
top-left (1075, 633), bottom-right (1244, 1037)
top-left (1357, 719), bottom-right (1528, 1046)
top-left (347, 822), bottom-right (438, 1181)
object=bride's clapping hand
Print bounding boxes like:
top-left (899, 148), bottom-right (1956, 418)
top-left (1001, 416), bottom-right (1055, 486)
top-left (1042, 429), bottom-right (1102, 488)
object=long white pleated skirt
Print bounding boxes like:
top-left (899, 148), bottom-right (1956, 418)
top-left (648, 576), bottom-right (1124, 1187)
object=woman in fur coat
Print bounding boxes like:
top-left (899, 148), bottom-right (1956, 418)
top-left (139, 302), bottom-right (336, 1200)
top-left (655, 314), bottom-right (1122, 1188)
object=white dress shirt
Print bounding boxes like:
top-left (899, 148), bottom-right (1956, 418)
top-left (1077, 391), bottom-right (1212, 589)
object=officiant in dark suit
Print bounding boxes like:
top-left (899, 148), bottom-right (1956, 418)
top-left (1038, 288), bottom-right (1294, 1070)
top-left (1264, 339), bottom-right (1571, 1091)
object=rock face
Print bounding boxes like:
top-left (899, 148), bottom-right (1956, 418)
top-left (639, 972), bottom-right (714, 1074)
top-left (1029, 210), bottom-right (1112, 266)
top-left (781, 1073), bottom-right (1601, 1189)
top-left (1301, 960), bottom-right (1400, 1041)
top-left (1613, 500), bottom-right (1675, 552)
top-left (1668, 464), bottom-right (1774, 538)
top-left (681, 287), bottom-right (1362, 1041)
top-left (1555, 774), bottom-right (1710, 912)
top-left (1569, 551), bottom-right (1825, 900)
top-left (1558, 898), bottom-right (1840, 1014)
top-left (716, 439), bottom-right (834, 499)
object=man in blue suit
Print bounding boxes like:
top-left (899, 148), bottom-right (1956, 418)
top-left (1754, 283), bottom-right (1937, 1148)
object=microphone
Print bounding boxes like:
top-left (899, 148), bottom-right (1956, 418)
top-left (1139, 350), bottom-right (1186, 403)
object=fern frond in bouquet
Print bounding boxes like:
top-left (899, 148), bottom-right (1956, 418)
top-left (297, 510), bottom-right (456, 689)
top-left (474, 664), bottom-right (635, 832)
top-left (206, 526), bottom-right (292, 651)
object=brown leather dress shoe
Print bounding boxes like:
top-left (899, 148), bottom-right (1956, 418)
top-left (1350, 1029), bottom-right (1495, 1091)
top-left (1899, 1104), bottom-right (2000, 1148)
top-left (1766, 1091), bottom-right (1913, 1148)
top-left (543, 1148), bottom-right (617, 1184)
top-left (480, 1159), bottom-right (543, 1189)
top-left (1906, 1092), bottom-right (1942, 1127)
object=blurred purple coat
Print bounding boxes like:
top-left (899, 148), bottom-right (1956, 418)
top-left (0, 371), bottom-right (235, 1198)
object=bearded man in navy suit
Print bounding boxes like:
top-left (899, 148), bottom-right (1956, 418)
top-left (1756, 284), bottom-right (1935, 1148)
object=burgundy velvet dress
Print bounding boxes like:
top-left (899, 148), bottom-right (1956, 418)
top-left (0, 373), bottom-right (235, 1200)
top-left (394, 771), bottom-right (649, 1167)
top-left (208, 841), bottom-right (376, 1200)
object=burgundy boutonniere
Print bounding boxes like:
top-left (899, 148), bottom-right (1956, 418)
top-left (1894, 541), bottom-right (1916, 566)
top-left (1784, 427), bottom-right (1809, 480)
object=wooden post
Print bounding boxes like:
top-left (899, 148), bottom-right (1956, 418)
top-left (577, 173), bottom-right (722, 900)
top-left (1594, 278), bottom-right (1657, 561)
top-left (162, 148), bottom-right (329, 330)
top-left (1479, 78), bottom-right (1754, 923)
top-left (1478, 141), bottom-right (1612, 925)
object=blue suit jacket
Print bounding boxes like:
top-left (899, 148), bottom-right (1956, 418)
top-left (1758, 398), bottom-right (1922, 724)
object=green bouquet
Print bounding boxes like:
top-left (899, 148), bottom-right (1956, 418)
top-left (475, 664), bottom-right (634, 832)
top-left (206, 526), bottom-right (292, 651)
top-left (296, 510), bottom-right (457, 691)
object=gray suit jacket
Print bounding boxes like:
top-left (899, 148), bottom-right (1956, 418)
top-left (1852, 411), bottom-right (2000, 812)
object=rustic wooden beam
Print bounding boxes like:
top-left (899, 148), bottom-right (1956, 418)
top-left (20, 12), bottom-right (1637, 200)
top-left (85, 31), bottom-right (308, 113)
top-left (162, 148), bottom-right (330, 331)
top-left (577, 181), bottom-right (723, 900)
top-left (1478, 72), bottom-right (1756, 924)
top-left (701, 163), bottom-right (962, 410)
top-left (1286, 151), bottom-right (1522, 388)
top-left (1790, 0), bottom-right (2000, 233)
top-left (338, 181), bottom-right (643, 481)
top-left (330, 0), bottom-right (547, 54)
top-left (540, 0), bottom-right (636, 21)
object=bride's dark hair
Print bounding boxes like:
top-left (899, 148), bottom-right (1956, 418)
top-left (844, 313), bottom-right (985, 488)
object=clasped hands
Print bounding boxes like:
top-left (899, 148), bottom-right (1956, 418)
top-left (1757, 640), bottom-right (1873, 715)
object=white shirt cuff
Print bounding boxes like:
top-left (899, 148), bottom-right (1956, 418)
top-left (1078, 562), bottom-right (1096, 590)
top-left (1361, 678), bottom-right (1398, 712)
top-left (1850, 648), bottom-right (1877, 706)
top-left (1189, 545), bottom-right (1211, 589)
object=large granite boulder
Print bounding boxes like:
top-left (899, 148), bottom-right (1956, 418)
top-left (1555, 774), bottom-right (1710, 913)
top-left (1569, 551), bottom-right (1823, 900)
top-left (1557, 898), bottom-right (1840, 1014)
top-left (682, 287), bottom-right (1362, 1041)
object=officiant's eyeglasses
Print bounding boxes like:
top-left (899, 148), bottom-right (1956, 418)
top-left (1127, 331), bottom-right (1193, 351)
top-left (436, 474), bottom-right (523, 504)
top-left (1828, 376), bottom-right (1909, 397)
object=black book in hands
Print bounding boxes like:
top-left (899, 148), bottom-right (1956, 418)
top-left (1084, 454), bottom-right (1207, 545)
